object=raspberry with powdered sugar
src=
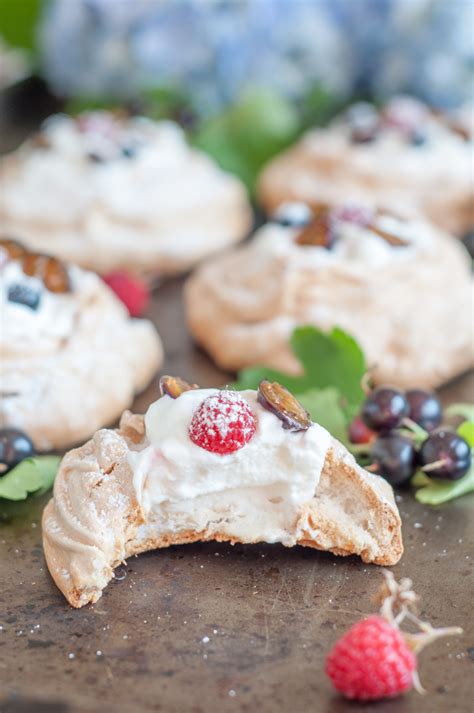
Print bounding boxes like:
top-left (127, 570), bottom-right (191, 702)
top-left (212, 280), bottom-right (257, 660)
top-left (189, 391), bottom-right (256, 454)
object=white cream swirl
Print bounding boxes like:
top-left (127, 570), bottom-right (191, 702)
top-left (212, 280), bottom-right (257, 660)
top-left (185, 206), bottom-right (473, 389)
top-left (129, 389), bottom-right (331, 546)
top-left (1, 261), bottom-right (78, 357)
top-left (0, 113), bottom-right (252, 275)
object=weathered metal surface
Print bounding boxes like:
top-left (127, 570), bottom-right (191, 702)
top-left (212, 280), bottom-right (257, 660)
top-left (1, 279), bottom-right (473, 713)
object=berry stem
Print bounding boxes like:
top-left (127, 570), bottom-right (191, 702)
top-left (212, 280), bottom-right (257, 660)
top-left (421, 458), bottom-right (451, 473)
top-left (404, 621), bottom-right (464, 655)
top-left (400, 417), bottom-right (429, 443)
top-left (360, 372), bottom-right (374, 395)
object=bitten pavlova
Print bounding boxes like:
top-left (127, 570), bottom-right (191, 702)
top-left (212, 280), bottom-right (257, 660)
top-left (42, 377), bottom-right (402, 608)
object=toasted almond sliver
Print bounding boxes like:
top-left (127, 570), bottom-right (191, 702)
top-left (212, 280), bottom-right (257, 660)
top-left (159, 375), bottom-right (200, 399)
top-left (295, 216), bottom-right (331, 247)
top-left (369, 223), bottom-right (408, 247)
top-left (257, 379), bottom-right (311, 432)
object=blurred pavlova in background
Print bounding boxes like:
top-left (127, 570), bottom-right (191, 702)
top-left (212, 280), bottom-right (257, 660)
top-left (1, 0), bottom-right (472, 190)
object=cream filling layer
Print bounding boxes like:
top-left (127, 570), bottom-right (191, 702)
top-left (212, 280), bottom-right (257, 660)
top-left (129, 389), bottom-right (331, 546)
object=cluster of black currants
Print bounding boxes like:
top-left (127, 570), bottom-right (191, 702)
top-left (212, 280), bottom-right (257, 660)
top-left (349, 388), bottom-right (471, 487)
top-left (0, 428), bottom-right (35, 476)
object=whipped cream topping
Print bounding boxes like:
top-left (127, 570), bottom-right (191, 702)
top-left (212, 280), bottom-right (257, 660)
top-left (0, 260), bottom-right (79, 357)
top-left (302, 112), bottom-right (471, 189)
top-left (129, 389), bottom-right (331, 546)
top-left (264, 203), bottom-right (428, 269)
top-left (2, 113), bottom-right (244, 225)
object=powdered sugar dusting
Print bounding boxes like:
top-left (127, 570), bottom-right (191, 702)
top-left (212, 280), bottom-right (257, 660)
top-left (189, 390), bottom-right (256, 455)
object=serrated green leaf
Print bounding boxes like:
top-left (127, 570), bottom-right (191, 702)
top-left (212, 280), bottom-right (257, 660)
top-left (296, 387), bottom-right (348, 445)
top-left (413, 462), bottom-right (474, 505)
top-left (458, 421), bottom-right (474, 447)
top-left (446, 403), bottom-right (474, 422)
top-left (234, 326), bottom-right (367, 419)
top-left (194, 89), bottom-right (300, 193)
top-left (0, 456), bottom-right (60, 501)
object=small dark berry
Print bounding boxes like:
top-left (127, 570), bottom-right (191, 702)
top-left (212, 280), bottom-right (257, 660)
top-left (371, 434), bottom-right (417, 486)
top-left (87, 152), bottom-right (105, 163)
top-left (419, 428), bottom-right (471, 481)
top-left (272, 204), bottom-right (313, 228)
top-left (406, 389), bottom-right (442, 431)
top-left (7, 283), bottom-right (41, 310)
top-left (0, 428), bottom-right (35, 475)
top-left (410, 130), bottom-right (427, 146)
top-left (361, 387), bottom-right (409, 431)
top-left (121, 145), bottom-right (136, 158)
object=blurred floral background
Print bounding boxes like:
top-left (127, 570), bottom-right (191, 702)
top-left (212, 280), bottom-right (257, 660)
top-left (1, 0), bottom-right (472, 189)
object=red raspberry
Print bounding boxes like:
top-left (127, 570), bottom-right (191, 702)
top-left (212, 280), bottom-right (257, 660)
top-left (189, 391), bottom-right (256, 455)
top-left (326, 615), bottom-right (416, 701)
top-left (348, 415), bottom-right (376, 445)
top-left (103, 271), bottom-right (150, 317)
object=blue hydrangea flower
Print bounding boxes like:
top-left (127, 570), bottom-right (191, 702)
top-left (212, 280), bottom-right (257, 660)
top-left (39, 0), bottom-right (473, 114)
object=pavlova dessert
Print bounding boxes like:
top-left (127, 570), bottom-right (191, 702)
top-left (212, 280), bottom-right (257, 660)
top-left (0, 238), bottom-right (162, 450)
top-left (42, 377), bottom-right (402, 608)
top-left (185, 202), bottom-right (473, 389)
top-left (258, 96), bottom-right (473, 235)
top-left (0, 112), bottom-right (252, 276)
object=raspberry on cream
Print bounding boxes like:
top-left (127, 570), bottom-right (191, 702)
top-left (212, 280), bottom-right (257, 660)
top-left (130, 389), bottom-right (330, 546)
top-left (42, 385), bottom-right (403, 608)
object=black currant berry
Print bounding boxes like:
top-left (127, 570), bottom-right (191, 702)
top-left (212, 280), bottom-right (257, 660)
top-left (7, 283), bottom-right (41, 310)
top-left (0, 428), bottom-right (35, 475)
top-left (361, 387), bottom-right (409, 431)
top-left (271, 203), bottom-right (313, 228)
top-left (406, 389), bottom-right (442, 431)
top-left (371, 434), bottom-right (417, 486)
top-left (419, 428), bottom-right (471, 481)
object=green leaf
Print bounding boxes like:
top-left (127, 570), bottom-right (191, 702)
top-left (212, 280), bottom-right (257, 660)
top-left (235, 326), bottom-right (367, 417)
top-left (299, 85), bottom-right (346, 129)
top-left (458, 421), bottom-right (474, 448)
top-left (0, 456), bottom-right (60, 501)
top-left (413, 462), bottom-right (474, 505)
top-left (446, 403), bottom-right (474, 422)
top-left (193, 88), bottom-right (300, 193)
top-left (0, 0), bottom-right (41, 51)
top-left (297, 387), bottom-right (349, 445)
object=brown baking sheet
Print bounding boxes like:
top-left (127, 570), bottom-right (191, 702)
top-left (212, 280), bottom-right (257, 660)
top-left (1, 279), bottom-right (473, 713)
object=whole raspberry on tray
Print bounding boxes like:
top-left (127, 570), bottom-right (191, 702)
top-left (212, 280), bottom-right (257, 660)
top-left (189, 390), bottom-right (256, 455)
top-left (103, 271), bottom-right (150, 317)
top-left (326, 615), bottom-right (415, 701)
top-left (326, 571), bottom-right (462, 701)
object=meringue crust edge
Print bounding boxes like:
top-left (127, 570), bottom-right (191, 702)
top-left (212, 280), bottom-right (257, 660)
top-left (42, 414), bottom-right (403, 608)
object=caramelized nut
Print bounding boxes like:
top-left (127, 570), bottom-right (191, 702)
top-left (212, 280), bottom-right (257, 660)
top-left (0, 238), bottom-right (27, 261)
top-left (257, 380), bottom-right (312, 432)
top-left (43, 256), bottom-right (71, 293)
top-left (22, 253), bottom-right (71, 293)
top-left (368, 223), bottom-right (408, 247)
top-left (159, 375), bottom-right (199, 399)
top-left (295, 215), bottom-right (333, 248)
